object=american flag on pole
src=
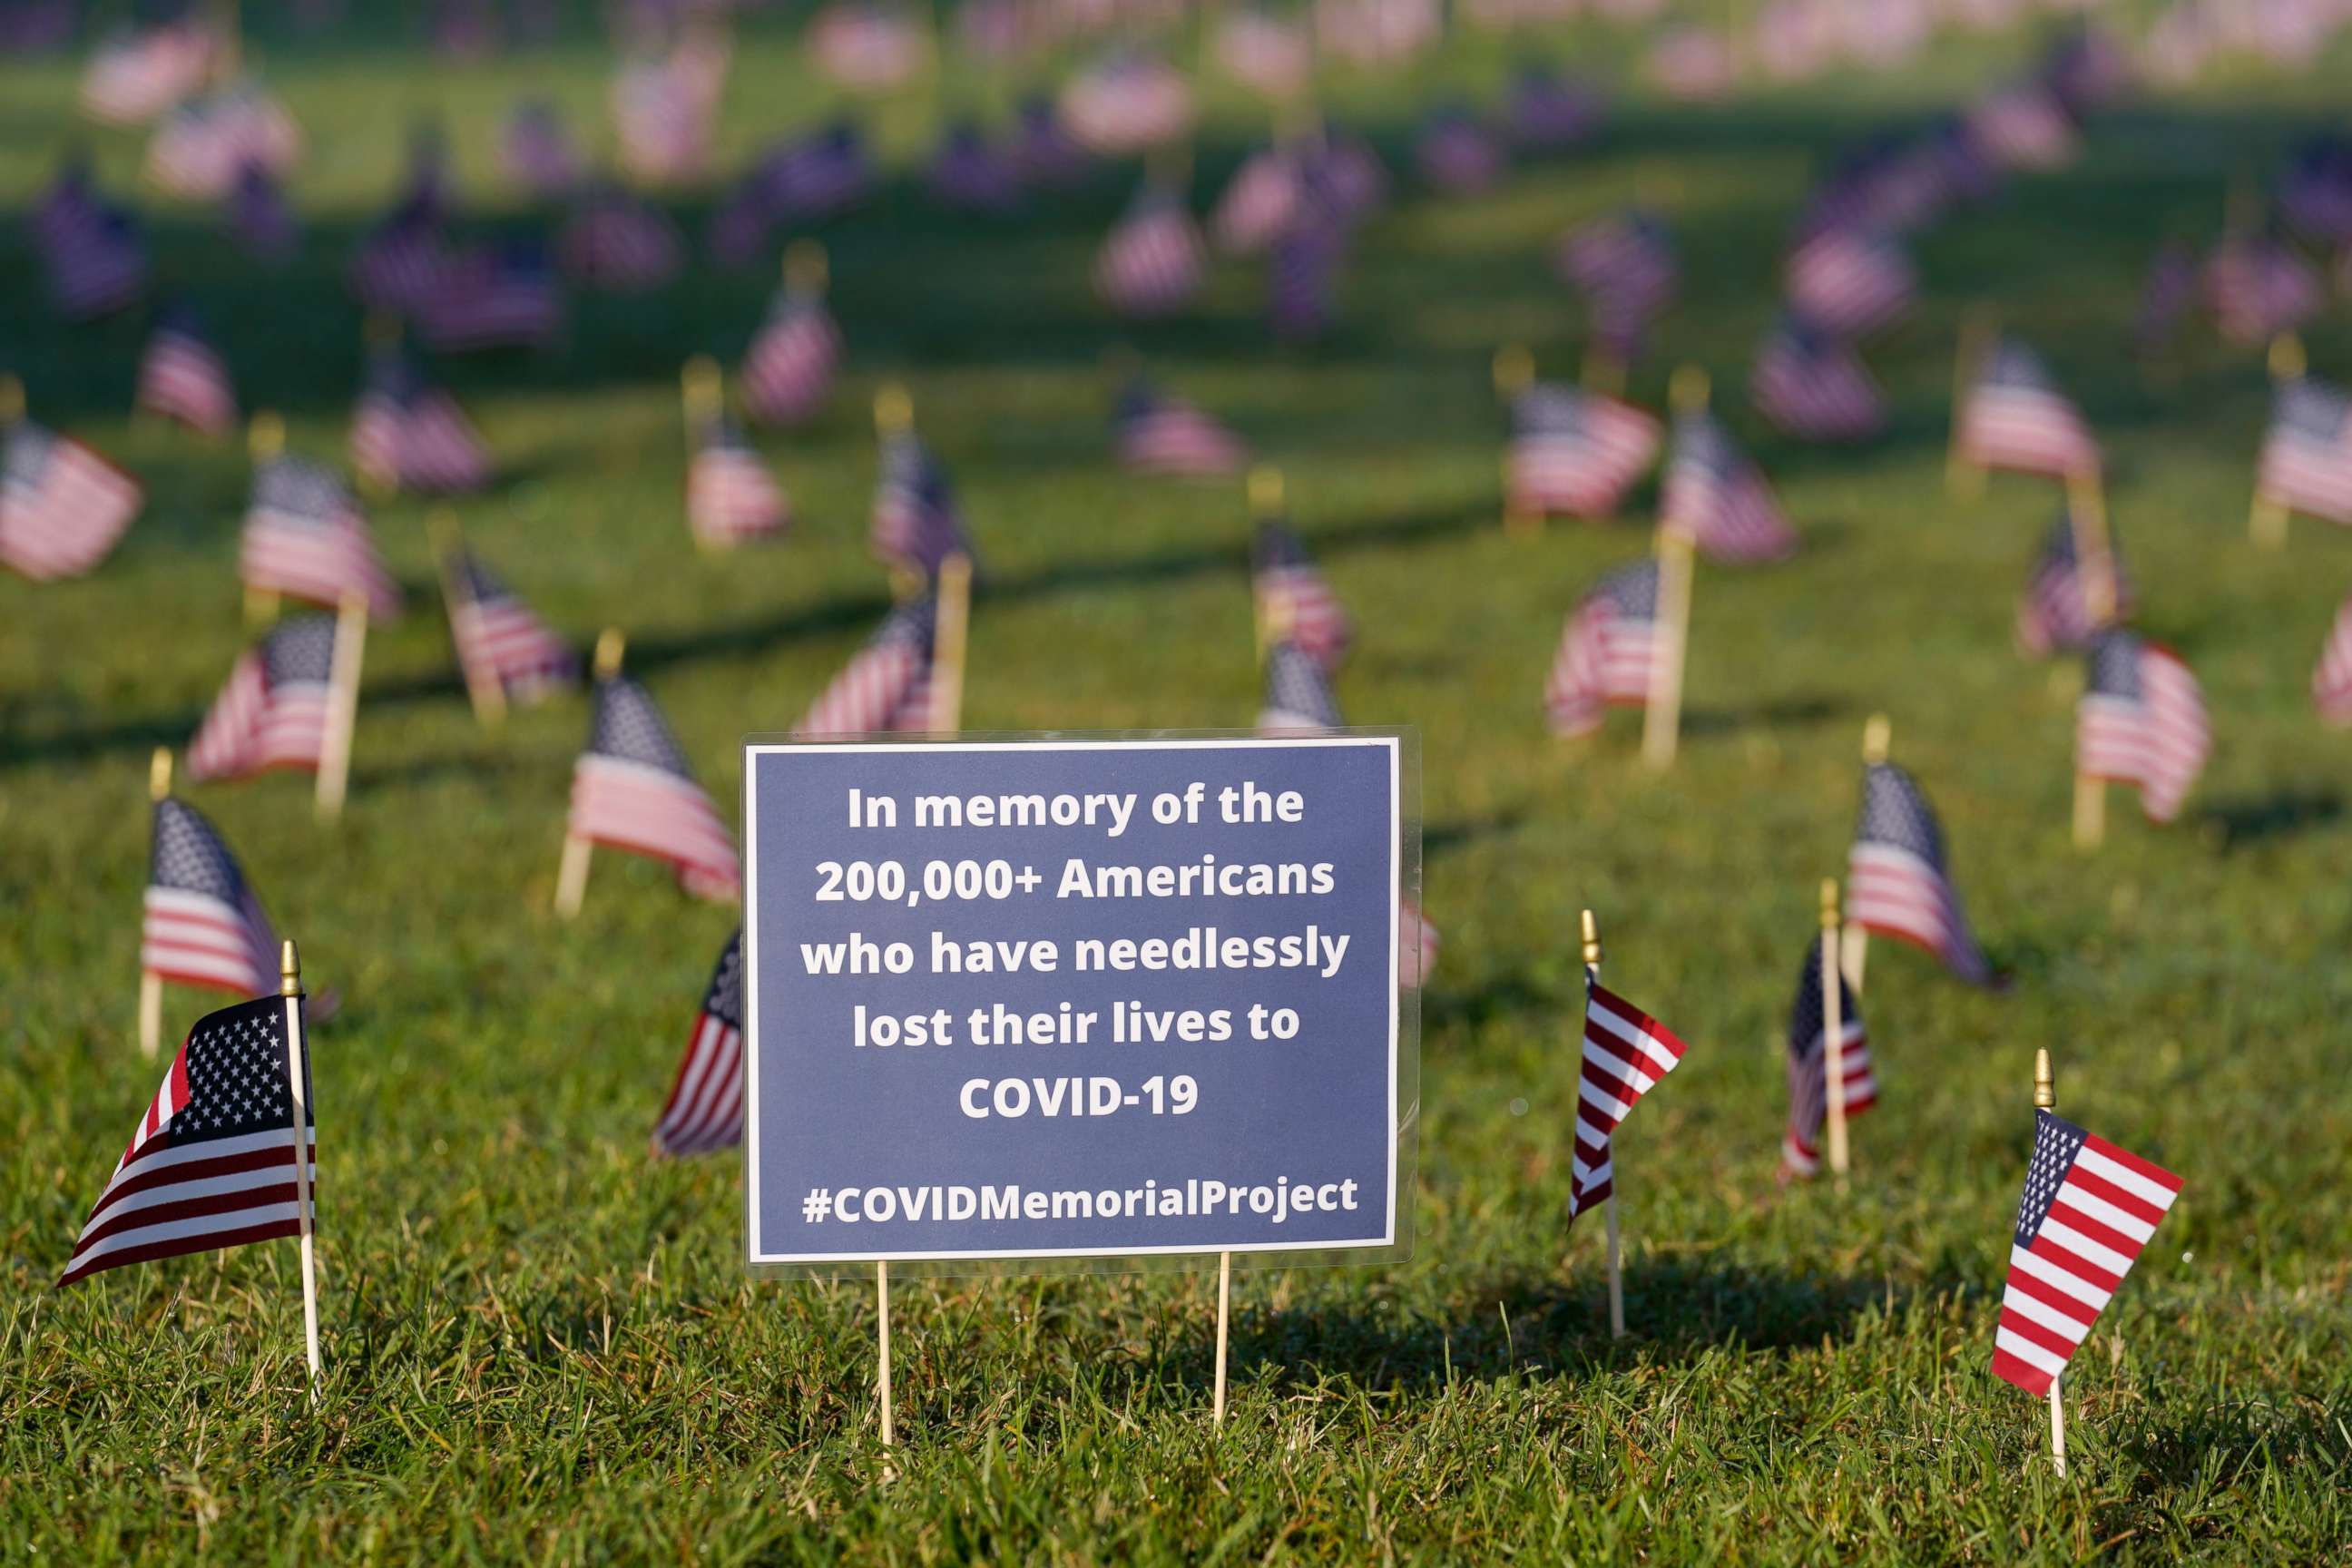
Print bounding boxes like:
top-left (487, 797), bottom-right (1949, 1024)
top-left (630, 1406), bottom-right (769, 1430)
top-left (1060, 51), bottom-right (1195, 156)
top-left (79, 20), bottom-right (216, 126)
top-left (2277, 134), bottom-right (2352, 247)
top-left (500, 102), bottom-right (583, 198)
top-left (143, 798), bottom-right (280, 1000)
top-left (1544, 558), bottom-right (1662, 737)
top-left (1269, 210), bottom-right (1345, 342)
top-left (57, 993), bottom-right (316, 1289)
top-left (612, 43), bottom-right (720, 185)
top-left (0, 417), bottom-right (143, 582)
top-left (414, 243), bottom-right (564, 354)
top-left (1504, 67), bottom-right (1602, 152)
top-left (2016, 509), bottom-right (2132, 657)
top-left (230, 162), bottom-right (300, 267)
top-left (795, 597), bottom-right (939, 737)
top-left (871, 428), bottom-right (975, 583)
top-left (1215, 8), bottom-right (1312, 99)
top-left (445, 549), bottom-right (577, 702)
top-left (1661, 410), bottom-right (1798, 563)
top-left (187, 615), bottom-right (338, 782)
top-left (240, 456), bottom-right (403, 620)
top-left (1751, 315), bottom-right (1886, 444)
top-left (1956, 338), bottom-right (2100, 480)
top-left (652, 930), bottom-right (745, 1157)
top-left (1963, 79), bottom-right (2079, 173)
top-left (740, 283), bottom-right (842, 427)
top-left (1114, 377), bottom-right (1250, 477)
top-left (1416, 108), bottom-right (1504, 196)
top-left (1783, 224), bottom-right (1916, 338)
top-left (1555, 209), bottom-right (1679, 364)
top-left (143, 83), bottom-right (301, 201)
top-left (2129, 242), bottom-right (2199, 360)
top-left (43, 202), bottom-right (150, 321)
top-left (1990, 1110), bottom-right (2182, 1398)
top-left (2203, 232), bottom-right (2322, 349)
top-left (136, 306), bottom-right (238, 437)
top-left (1567, 982), bottom-right (1690, 1221)
top-left (568, 674), bottom-right (740, 902)
top-left (751, 122), bottom-right (874, 222)
top-left (1258, 640), bottom-right (1343, 731)
top-left (687, 416), bottom-right (789, 546)
top-left (1214, 146), bottom-right (1304, 257)
top-left (1095, 181), bottom-right (1206, 318)
top-left (348, 201), bottom-right (448, 313)
top-left (557, 185), bottom-right (683, 293)
top-left (1847, 760), bottom-right (1992, 985)
top-left (1780, 934), bottom-right (1875, 1181)
top-left (1505, 384), bottom-right (1662, 520)
top-left (2078, 628), bottom-right (2210, 825)
top-left (2255, 374), bottom-right (2352, 527)
top-left (1253, 522), bottom-right (1350, 671)
top-left (927, 122), bottom-right (1024, 215)
top-left (1011, 95), bottom-right (1091, 191)
top-left (350, 353), bottom-right (491, 495)
top-left (2313, 595), bottom-right (2352, 725)
top-left (808, 2), bottom-right (931, 93)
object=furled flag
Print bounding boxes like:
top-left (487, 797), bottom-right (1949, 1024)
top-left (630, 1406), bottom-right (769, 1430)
top-left (350, 352), bottom-right (492, 495)
top-left (1253, 522), bottom-right (1350, 670)
top-left (229, 162), bottom-right (300, 265)
top-left (2017, 510), bottom-right (2132, 657)
top-left (1269, 210), bottom-right (1345, 343)
top-left (871, 426), bottom-right (975, 582)
top-left (1566, 982), bottom-right (1690, 1220)
top-left (2130, 242), bottom-right (2199, 360)
top-left (1555, 210), bottom-right (1679, 366)
top-left (1095, 180), bottom-right (1206, 318)
top-left (1956, 338), bottom-right (2100, 480)
top-left (144, 83), bottom-right (301, 201)
top-left (2204, 231), bottom-right (2322, 349)
top-left (2078, 628), bottom-right (2210, 825)
top-left (1990, 1110), bottom-right (2182, 1398)
top-left (687, 414), bottom-right (789, 546)
top-left (135, 306), bottom-right (238, 438)
top-left (1505, 383), bottom-right (1662, 520)
top-left (143, 797), bottom-right (280, 1000)
top-left (568, 673), bottom-right (740, 902)
top-left (652, 930), bottom-right (745, 1156)
top-left (1847, 760), bottom-right (1991, 985)
top-left (1963, 78), bottom-right (2079, 173)
top-left (1783, 224), bottom-right (1916, 338)
top-left (1114, 376), bottom-right (1250, 477)
top-left (928, 122), bottom-right (1023, 215)
top-left (80, 20), bottom-right (216, 126)
top-left (186, 615), bottom-right (337, 781)
top-left (1505, 67), bottom-right (1603, 152)
top-left (807, 2), bottom-right (931, 93)
top-left (1751, 315), bottom-right (1886, 443)
top-left (348, 199), bottom-right (447, 313)
top-left (444, 548), bottom-right (577, 703)
top-left (501, 101), bottom-right (584, 197)
top-left (1259, 640), bottom-right (1342, 730)
top-left (557, 184), bottom-right (683, 293)
top-left (414, 242), bottom-right (564, 354)
top-left (2313, 595), bottom-right (2352, 725)
top-left (1416, 108), bottom-right (1505, 195)
top-left (1780, 934), bottom-right (1875, 1181)
top-left (42, 200), bottom-right (150, 321)
top-left (1, 403), bottom-right (142, 582)
top-left (1545, 559), bottom-right (1661, 737)
top-left (795, 596), bottom-right (939, 736)
top-left (1661, 409), bottom-right (1798, 563)
top-left (740, 271), bottom-right (843, 427)
top-left (240, 456), bottom-right (403, 619)
top-left (57, 992), bottom-right (315, 1289)
top-left (1060, 51), bottom-right (1194, 155)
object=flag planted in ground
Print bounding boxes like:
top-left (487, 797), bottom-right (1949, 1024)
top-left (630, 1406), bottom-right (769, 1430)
top-left (796, 596), bottom-right (939, 738)
top-left (1253, 522), bottom-right (1350, 671)
top-left (351, 352), bottom-right (491, 495)
top-left (687, 415), bottom-right (789, 546)
top-left (1, 415), bottom-right (142, 582)
top-left (187, 615), bottom-right (338, 781)
top-left (2079, 627), bottom-right (2210, 825)
top-left (143, 798), bottom-right (279, 1000)
top-left (1847, 760), bottom-right (1992, 985)
top-left (1258, 639), bottom-right (1343, 731)
top-left (871, 427), bottom-right (974, 583)
top-left (1781, 934), bottom-right (1875, 1181)
top-left (557, 184), bottom-right (683, 292)
top-left (2256, 373), bottom-right (2352, 527)
top-left (135, 305), bottom-right (238, 437)
top-left (240, 455), bottom-right (402, 619)
top-left (1545, 558), bottom-right (1662, 737)
top-left (1505, 383), bottom-right (1661, 520)
top-left (1784, 224), bottom-right (1916, 338)
top-left (2016, 509), bottom-right (2132, 657)
top-left (1568, 983), bottom-right (1690, 1220)
top-left (1095, 180), bottom-right (1206, 318)
top-left (1957, 336), bottom-right (2099, 480)
top-left (445, 548), bottom-right (577, 703)
top-left (740, 274), bottom-right (843, 427)
top-left (1115, 377), bottom-right (1250, 477)
top-left (652, 930), bottom-right (745, 1157)
top-left (1751, 314), bottom-right (1886, 443)
top-left (1555, 209), bottom-right (1679, 364)
top-left (569, 674), bottom-right (740, 901)
top-left (1661, 409), bottom-right (1798, 563)
top-left (2316, 595), bottom-right (2352, 724)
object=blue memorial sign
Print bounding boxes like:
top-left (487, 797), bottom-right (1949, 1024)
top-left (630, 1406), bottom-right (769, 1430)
top-left (744, 735), bottom-right (1416, 1269)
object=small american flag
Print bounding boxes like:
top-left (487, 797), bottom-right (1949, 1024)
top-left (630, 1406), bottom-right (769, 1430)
top-left (1848, 760), bottom-right (1991, 985)
top-left (1648, 26), bottom-right (1738, 102)
top-left (687, 416), bottom-right (789, 545)
top-left (445, 548), bottom-right (577, 702)
top-left (1060, 51), bottom-right (1194, 156)
top-left (2017, 509), bottom-right (2132, 657)
top-left (58, 993), bottom-right (316, 1289)
top-left (2130, 242), bottom-right (2199, 360)
top-left (500, 102), bottom-right (584, 198)
top-left (1215, 8), bottom-right (1312, 99)
top-left (230, 162), bottom-right (300, 266)
top-left (1253, 522), bottom-right (1350, 669)
top-left (1258, 640), bottom-right (1342, 730)
top-left (348, 202), bottom-right (448, 313)
top-left (1317, 0), bottom-right (1440, 68)
top-left (1011, 96), bottom-right (1091, 191)
top-left (1095, 181), bottom-right (1206, 318)
top-left (2277, 134), bottom-right (2352, 247)
top-left (612, 41), bottom-right (722, 185)
top-left (1964, 79), bottom-right (2079, 173)
top-left (1115, 377), bottom-right (1249, 477)
top-left (928, 122), bottom-right (1024, 215)
top-left (808, 2), bottom-right (931, 93)
top-left (351, 352), bottom-right (492, 495)
top-left (740, 283), bottom-right (842, 427)
top-left (1780, 934), bottom-right (1875, 1181)
top-left (1545, 558), bottom-right (1662, 737)
top-left (2203, 232), bottom-right (2322, 349)
top-left (753, 122), bottom-right (874, 222)
top-left (1784, 224), bottom-right (1916, 338)
top-left (796, 597), bottom-right (939, 737)
top-left (144, 83), bottom-right (301, 202)
top-left (1504, 67), bottom-right (1602, 152)
top-left (652, 930), bottom-right (745, 1157)
top-left (44, 202), bottom-right (151, 322)
top-left (569, 674), bottom-right (740, 902)
top-left (2313, 596), bottom-right (2352, 725)
top-left (1956, 338), bottom-right (2099, 480)
top-left (1214, 146), bottom-right (1304, 256)
top-left (557, 186), bottom-right (683, 293)
top-left (1991, 1110), bottom-right (2182, 1398)
top-left (1, 416), bottom-right (143, 582)
top-left (240, 456), bottom-right (403, 619)
top-left (2079, 628), bottom-right (2210, 825)
top-left (1661, 410), bottom-right (1798, 563)
top-left (136, 306), bottom-right (239, 438)
top-left (414, 243), bottom-right (564, 354)
top-left (1567, 982), bottom-right (1690, 1220)
top-left (187, 615), bottom-right (338, 782)
top-left (1269, 211), bottom-right (1345, 342)
top-left (1416, 108), bottom-right (1505, 196)
top-left (80, 20), bottom-right (216, 126)
top-left (144, 798), bottom-right (279, 1000)
top-left (871, 428), bottom-right (975, 583)
top-left (1555, 209), bottom-right (1679, 364)
top-left (1751, 315), bottom-right (1886, 443)
top-left (1505, 383), bottom-right (1662, 520)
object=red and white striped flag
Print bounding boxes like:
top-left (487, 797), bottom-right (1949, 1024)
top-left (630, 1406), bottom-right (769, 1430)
top-left (1253, 521), bottom-right (1350, 670)
top-left (1751, 315), bottom-right (1885, 444)
top-left (445, 548), bottom-right (577, 702)
top-left (557, 186), bottom-right (683, 293)
top-left (1115, 377), bottom-right (1250, 477)
top-left (136, 307), bottom-right (238, 437)
top-left (1661, 410), bottom-right (1798, 563)
top-left (240, 456), bottom-right (403, 620)
top-left (1567, 983), bottom-right (1690, 1220)
top-left (143, 83), bottom-right (301, 201)
top-left (1506, 384), bottom-right (1662, 520)
top-left (808, 3), bottom-right (931, 93)
top-left (2204, 232), bottom-right (2322, 349)
top-left (1, 416), bottom-right (143, 582)
top-left (351, 354), bottom-right (492, 496)
top-left (2255, 375), bottom-right (2352, 527)
top-left (1780, 933), bottom-right (1874, 1181)
top-left (740, 283), bottom-right (843, 427)
top-left (795, 597), bottom-right (939, 737)
top-left (1783, 224), bottom-right (1916, 338)
top-left (569, 674), bottom-right (740, 902)
top-left (144, 798), bottom-right (280, 1000)
top-left (687, 418), bottom-right (789, 545)
top-left (80, 21), bottom-right (216, 126)
top-left (186, 615), bottom-right (338, 782)
top-left (2315, 595), bottom-right (2352, 725)
top-left (652, 930), bottom-right (745, 1157)
top-left (1956, 338), bottom-right (2100, 480)
top-left (1847, 760), bottom-right (1992, 986)
top-left (2079, 628), bottom-right (2210, 825)
top-left (1545, 559), bottom-right (1663, 737)
top-left (1213, 146), bottom-right (1304, 257)
top-left (1095, 182), bottom-right (1206, 318)
top-left (1060, 51), bottom-right (1194, 155)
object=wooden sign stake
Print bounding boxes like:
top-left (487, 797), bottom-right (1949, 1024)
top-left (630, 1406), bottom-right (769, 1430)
top-left (1493, 347), bottom-right (1537, 538)
top-left (1582, 908), bottom-right (1626, 1339)
top-left (314, 591), bottom-right (368, 824)
top-left (1819, 878), bottom-right (1850, 1188)
top-left (429, 510), bottom-right (506, 730)
top-left (280, 938), bottom-right (323, 1407)
top-left (555, 629), bottom-right (626, 918)
top-left (1945, 309), bottom-right (1994, 500)
top-left (877, 1259), bottom-right (896, 1449)
top-left (139, 748), bottom-right (172, 1058)
top-left (2249, 334), bottom-right (2304, 551)
top-left (1844, 715), bottom-right (1890, 990)
top-left (1212, 1249), bottom-right (1232, 1426)
top-left (244, 412), bottom-right (286, 628)
top-left (1249, 466), bottom-right (1289, 659)
top-left (932, 552), bottom-right (973, 732)
top-left (2034, 1046), bottom-right (2065, 1476)
top-left (1642, 531), bottom-right (1695, 771)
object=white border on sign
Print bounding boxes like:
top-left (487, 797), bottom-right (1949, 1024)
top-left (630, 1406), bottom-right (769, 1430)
top-left (742, 735), bottom-right (1404, 1268)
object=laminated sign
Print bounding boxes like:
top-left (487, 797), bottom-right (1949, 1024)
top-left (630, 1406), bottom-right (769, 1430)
top-left (743, 734), bottom-right (1419, 1269)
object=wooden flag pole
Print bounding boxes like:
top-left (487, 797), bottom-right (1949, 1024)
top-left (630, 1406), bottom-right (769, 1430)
top-left (1249, 466), bottom-right (1289, 660)
top-left (1844, 714), bottom-right (1890, 991)
top-left (932, 552), bottom-right (973, 732)
top-left (681, 357), bottom-right (723, 554)
top-left (1211, 1248), bottom-right (1232, 1426)
top-left (244, 412), bottom-right (285, 627)
top-left (1945, 309), bottom-right (1994, 500)
top-left (1582, 909), bottom-right (1627, 1339)
top-left (2249, 334), bottom-right (2304, 551)
top-left (1819, 877), bottom-right (1850, 1188)
top-left (877, 1259), bottom-right (896, 1450)
top-left (2035, 1046), bottom-right (2065, 1476)
top-left (555, 629), bottom-right (625, 918)
top-left (874, 385), bottom-right (925, 603)
top-left (1493, 347), bottom-right (1537, 538)
top-left (2065, 467), bottom-right (2118, 632)
top-left (280, 938), bottom-right (323, 1407)
top-left (139, 748), bottom-right (172, 1058)
top-left (428, 510), bottom-right (506, 729)
top-left (314, 590), bottom-right (368, 824)
top-left (1642, 530), bottom-right (1695, 771)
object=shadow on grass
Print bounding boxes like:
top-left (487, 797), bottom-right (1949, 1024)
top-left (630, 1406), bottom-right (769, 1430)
top-left (2196, 789), bottom-right (2344, 851)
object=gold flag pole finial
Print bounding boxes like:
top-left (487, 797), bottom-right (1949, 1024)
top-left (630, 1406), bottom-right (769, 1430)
top-left (681, 356), bottom-right (723, 424)
top-left (1493, 344), bottom-right (1534, 401)
top-left (280, 938), bottom-right (304, 997)
top-left (1819, 877), bottom-right (1839, 929)
top-left (1863, 714), bottom-right (1891, 765)
top-left (1669, 364), bottom-right (1710, 416)
top-left (249, 410), bottom-right (285, 462)
top-left (2269, 333), bottom-right (2307, 383)
top-left (875, 383), bottom-right (913, 436)
top-left (0, 374), bottom-right (24, 426)
top-left (1248, 465), bottom-right (1284, 518)
top-left (150, 747), bottom-right (173, 801)
top-left (2034, 1048), bottom-right (2055, 1110)
top-left (1579, 908), bottom-right (1601, 969)
top-left (784, 239), bottom-right (828, 292)
top-left (593, 627), bottom-right (626, 680)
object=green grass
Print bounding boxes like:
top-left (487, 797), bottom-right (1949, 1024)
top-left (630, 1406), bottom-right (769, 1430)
top-left (5, 13), bottom-right (2352, 1563)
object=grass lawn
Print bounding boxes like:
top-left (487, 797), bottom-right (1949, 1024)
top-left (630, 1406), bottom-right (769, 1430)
top-left (3, 13), bottom-right (2349, 1563)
